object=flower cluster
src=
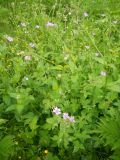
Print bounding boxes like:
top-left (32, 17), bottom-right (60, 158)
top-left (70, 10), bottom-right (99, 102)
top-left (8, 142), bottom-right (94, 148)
top-left (52, 107), bottom-right (75, 123)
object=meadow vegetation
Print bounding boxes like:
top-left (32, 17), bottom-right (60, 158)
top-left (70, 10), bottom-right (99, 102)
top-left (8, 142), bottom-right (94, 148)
top-left (0, 0), bottom-right (120, 159)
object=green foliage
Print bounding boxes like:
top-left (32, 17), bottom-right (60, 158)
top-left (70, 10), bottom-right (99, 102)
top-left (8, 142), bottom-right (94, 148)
top-left (0, 135), bottom-right (14, 160)
top-left (0, 0), bottom-right (120, 159)
top-left (98, 113), bottom-right (120, 160)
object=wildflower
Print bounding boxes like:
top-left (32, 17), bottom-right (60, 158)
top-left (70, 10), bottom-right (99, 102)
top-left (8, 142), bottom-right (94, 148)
top-left (112, 20), bottom-right (117, 24)
top-left (95, 52), bottom-right (100, 57)
top-left (29, 43), bottom-right (35, 48)
top-left (83, 12), bottom-right (89, 17)
top-left (100, 71), bottom-right (107, 76)
top-left (5, 35), bottom-right (13, 42)
top-left (64, 54), bottom-right (69, 60)
top-left (24, 55), bottom-right (31, 61)
top-left (85, 45), bottom-right (90, 49)
top-left (63, 112), bottom-right (69, 120)
top-left (35, 25), bottom-right (40, 29)
top-left (53, 107), bottom-right (61, 115)
top-left (20, 22), bottom-right (26, 27)
top-left (69, 116), bottom-right (75, 123)
top-left (44, 150), bottom-right (48, 154)
top-left (46, 21), bottom-right (57, 27)
top-left (24, 77), bottom-right (29, 80)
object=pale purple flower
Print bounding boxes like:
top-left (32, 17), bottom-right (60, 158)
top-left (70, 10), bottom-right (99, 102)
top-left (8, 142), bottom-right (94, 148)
top-left (100, 71), bottom-right (107, 76)
top-left (53, 107), bottom-right (61, 115)
top-left (69, 116), bottom-right (75, 123)
top-left (35, 25), bottom-right (40, 29)
top-left (20, 22), bottom-right (26, 27)
top-left (24, 55), bottom-right (31, 61)
top-left (63, 112), bottom-right (69, 120)
top-left (46, 22), bottom-right (57, 27)
top-left (5, 35), bottom-right (13, 42)
top-left (83, 12), bottom-right (89, 17)
top-left (29, 43), bottom-right (35, 48)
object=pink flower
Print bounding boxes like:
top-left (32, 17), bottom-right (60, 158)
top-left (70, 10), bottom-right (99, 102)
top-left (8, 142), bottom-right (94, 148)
top-left (69, 116), bottom-right (75, 123)
top-left (63, 113), bottom-right (69, 120)
top-left (46, 22), bottom-right (57, 27)
top-left (53, 107), bottom-right (61, 115)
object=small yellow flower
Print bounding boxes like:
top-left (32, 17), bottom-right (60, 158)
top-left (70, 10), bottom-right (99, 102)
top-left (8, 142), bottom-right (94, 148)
top-left (44, 150), bottom-right (48, 154)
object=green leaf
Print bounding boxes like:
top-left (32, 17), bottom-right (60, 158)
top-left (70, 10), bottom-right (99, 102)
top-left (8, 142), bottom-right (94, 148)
top-left (29, 116), bottom-right (38, 131)
top-left (0, 135), bottom-right (14, 160)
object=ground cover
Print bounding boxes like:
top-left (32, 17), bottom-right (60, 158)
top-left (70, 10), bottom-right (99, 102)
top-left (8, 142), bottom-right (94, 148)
top-left (0, 0), bottom-right (120, 159)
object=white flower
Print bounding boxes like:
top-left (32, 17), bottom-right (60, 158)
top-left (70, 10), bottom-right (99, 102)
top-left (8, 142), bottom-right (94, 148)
top-left (24, 55), bottom-right (31, 61)
top-left (100, 71), bottom-right (107, 77)
top-left (20, 22), bottom-right (26, 27)
top-left (29, 43), bottom-right (35, 48)
top-left (24, 77), bottom-right (29, 80)
top-left (112, 20), bottom-right (117, 24)
top-left (35, 25), bottom-right (40, 29)
top-left (5, 35), bottom-right (13, 42)
top-left (95, 53), bottom-right (100, 57)
top-left (85, 45), bottom-right (90, 49)
top-left (83, 12), bottom-right (89, 17)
